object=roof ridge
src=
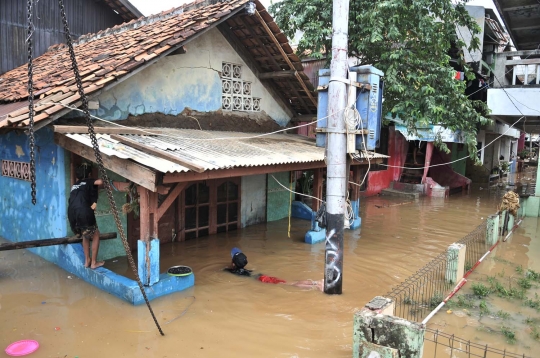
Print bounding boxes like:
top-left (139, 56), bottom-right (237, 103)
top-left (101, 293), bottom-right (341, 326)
top-left (49, 1), bottom-right (221, 52)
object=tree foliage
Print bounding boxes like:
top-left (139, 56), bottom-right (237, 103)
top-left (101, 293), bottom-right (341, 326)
top-left (270, 0), bottom-right (490, 158)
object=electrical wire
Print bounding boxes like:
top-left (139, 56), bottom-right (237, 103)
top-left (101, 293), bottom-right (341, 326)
top-left (270, 174), bottom-right (324, 203)
top-left (40, 102), bottom-right (344, 142)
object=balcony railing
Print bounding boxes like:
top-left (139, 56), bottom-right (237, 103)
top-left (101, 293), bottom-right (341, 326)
top-left (493, 49), bottom-right (540, 88)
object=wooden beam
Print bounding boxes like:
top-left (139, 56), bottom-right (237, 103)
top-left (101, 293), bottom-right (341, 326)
top-left (53, 125), bottom-right (164, 135)
top-left (109, 134), bottom-right (206, 173)
top-left (258, 70), bottom-right (297, 79)
top-left (162, 159), bottom-right (382, 183)
top-left (253, 10), bottom-right (317, 108)
top-left (291, 115), bottom-right (317, 123)
top-left (0, 233), bottom-right (117, 251)
top-left (236, 15), bottom-right (312, 114)
top-left (54, 133), bottom-right (158, 192)
top-left (156, 182), bottom-right (187, 222)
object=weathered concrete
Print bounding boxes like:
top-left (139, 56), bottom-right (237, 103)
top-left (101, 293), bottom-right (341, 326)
top-left (353, 308), bottom-right (425, 358)
top-left (241, 174), bottom-right (266, 227)
top-left (524, 196), bottom-right (540, 217)
top-left (380, 188), bottom-right (419, 199)
top-left (486, 214), bottom-right (500, 246)
top-left (138, 239), bottom-right (160, 286)
top-left (446, 243), bottom-right (466, 284)
top-left (358, 342), bottom-right (399, 358)
top-left (365, 296), bottom-right (395, 316)
top-left (93, 27), bottom-right (291, 126)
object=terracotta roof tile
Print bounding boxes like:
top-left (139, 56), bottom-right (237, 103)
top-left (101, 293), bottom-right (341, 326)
top-left (0, 0), bottom-right (250, 129)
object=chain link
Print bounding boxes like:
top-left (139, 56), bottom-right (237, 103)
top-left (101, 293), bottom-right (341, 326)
top-left (57, 0), bottom-right (164, 335)
top-left (26, 0), bottom-right (37, 205)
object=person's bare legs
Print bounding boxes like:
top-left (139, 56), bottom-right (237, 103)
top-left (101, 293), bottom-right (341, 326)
top-left (90, 229), bottom-right (104, 269)
top-left (82, 236), bottom-right (91, 268)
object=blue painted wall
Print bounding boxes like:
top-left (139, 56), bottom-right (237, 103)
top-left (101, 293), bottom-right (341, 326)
top-left (0, 127), bottom-right (67, 242)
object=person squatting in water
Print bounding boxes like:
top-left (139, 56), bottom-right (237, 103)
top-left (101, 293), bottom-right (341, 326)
top-left (225, 247), bottom-right (324, 291)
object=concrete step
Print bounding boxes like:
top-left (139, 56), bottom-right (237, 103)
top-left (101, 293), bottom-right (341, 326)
top-left (380, 188), bottom-right (420, 199)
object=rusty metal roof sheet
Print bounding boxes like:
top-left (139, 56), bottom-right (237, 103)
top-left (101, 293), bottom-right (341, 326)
top-left (61, 128), bottom-right (387, 173)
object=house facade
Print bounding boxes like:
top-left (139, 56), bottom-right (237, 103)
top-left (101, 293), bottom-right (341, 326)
top-left (0, 0), bottom-right (381, 303)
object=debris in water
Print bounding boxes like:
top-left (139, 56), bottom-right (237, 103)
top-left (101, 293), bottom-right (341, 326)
top-left (67, 276), bottom-right (72, 279)
top-left (54, 327), bottom-right (60, 331)
top-left (41, 301), bottom-right (46, 304)
top-left (446, 310), bottom-right (452, 314)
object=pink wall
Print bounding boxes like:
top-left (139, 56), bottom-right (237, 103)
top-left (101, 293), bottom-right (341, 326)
top-left (362, 127), bottom-right (408, 196)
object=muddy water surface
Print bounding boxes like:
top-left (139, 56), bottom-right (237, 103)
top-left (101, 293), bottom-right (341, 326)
top-left (0, 188), bottom-right (507, 357)
top-left (427, 216), bottom-right (540, 357)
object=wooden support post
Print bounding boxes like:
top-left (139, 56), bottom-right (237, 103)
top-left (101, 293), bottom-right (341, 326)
top-left (139, 186), bottom-right (151, 242)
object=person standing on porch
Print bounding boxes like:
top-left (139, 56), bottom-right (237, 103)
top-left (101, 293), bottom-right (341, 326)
top-left (67, 163), bottom-right (105, 269)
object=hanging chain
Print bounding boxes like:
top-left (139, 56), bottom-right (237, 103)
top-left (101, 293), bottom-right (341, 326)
top-left (26, 0), bottom-right (37, 205)
top-left (57, 0), bottom-right (164, 336)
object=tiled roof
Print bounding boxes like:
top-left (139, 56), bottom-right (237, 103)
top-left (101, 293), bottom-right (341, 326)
top-left (0, 0), bottom-right (316, 130)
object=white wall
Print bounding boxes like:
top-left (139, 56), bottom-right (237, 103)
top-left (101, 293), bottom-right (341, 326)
top-left (488, 88), bottom-right (540, 117)
top-left (241, 174), bottom-right (266, 227)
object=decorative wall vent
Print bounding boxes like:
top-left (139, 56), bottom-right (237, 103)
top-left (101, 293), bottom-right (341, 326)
top-left (2, 160), bottom-right (31, 182)
top-left (222, 62), bottom-right (260, 112)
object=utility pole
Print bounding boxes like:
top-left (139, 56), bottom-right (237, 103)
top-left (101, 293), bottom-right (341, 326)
top-left (324, 0), bottom-right (349, 294)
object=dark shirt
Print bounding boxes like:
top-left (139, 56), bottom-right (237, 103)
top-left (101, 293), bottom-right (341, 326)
top-left (224, 268), bottom-right (252, 277)
top-left (68, 179), bottom-right (98, 228)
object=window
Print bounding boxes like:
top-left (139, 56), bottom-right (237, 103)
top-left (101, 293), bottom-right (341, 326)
top-left (184, 182), bottom-right (210, 240)
top-left (216, 180), bottom-right (239, 233)
top-left (221, 62), bottom-right (261, 112)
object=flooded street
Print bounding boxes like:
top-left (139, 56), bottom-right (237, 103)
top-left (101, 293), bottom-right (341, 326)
top-left (0, 187), bottom-right (518, 357)
top-left (427, 216), bottom-right (540, 356)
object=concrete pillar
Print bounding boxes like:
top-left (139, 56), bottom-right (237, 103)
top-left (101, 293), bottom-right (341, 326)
top-left (486, 214), bottom-right (500, 246)
top-left (499, 210), bottom-right (506, 235)
top-left (445, 243), bottom-right (466, 284)
top-left (353, 297), bottom-right (425, 358)
top-left (536, 162), bottom-right (540, 197)
top-left (421, 142), bottom-right (434, 184)
top-left (137, 238), bottom-right (160, 286)
top-left (305, 211), bottom-right (327, 244)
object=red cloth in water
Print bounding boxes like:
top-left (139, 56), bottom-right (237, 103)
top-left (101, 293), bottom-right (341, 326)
top-left (258, 275), bottom-right (286, 284)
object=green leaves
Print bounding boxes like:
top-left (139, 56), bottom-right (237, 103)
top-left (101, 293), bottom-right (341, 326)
top-left (270, 0), bottom-right (489, 160)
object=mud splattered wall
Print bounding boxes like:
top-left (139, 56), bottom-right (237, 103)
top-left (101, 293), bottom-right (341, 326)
top-left (93, 27), bottom-right (291, 126)
top-left (0, 127), bottom-right (67, 243)
top-left (266, 172), bottom-right (291, 222)
top-left (241, 174), bottom-right (266, 227)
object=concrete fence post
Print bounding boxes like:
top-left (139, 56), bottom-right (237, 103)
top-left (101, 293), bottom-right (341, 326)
top-left (353, 297), bottom-right (425, 358)
top-left (507, 214), bottom-right (515, 233)
top-left (445, 243), bottom-right (466, 284)
top-left (486, 214), bottom-right (499, 246)
top-left (499, 211), bottom-right (507, 235)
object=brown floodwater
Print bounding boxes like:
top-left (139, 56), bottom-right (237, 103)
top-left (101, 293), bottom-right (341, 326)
top-left (0, 185), bottom-right (525, 357)
top-left (426, 216), bottom-right (540, 357)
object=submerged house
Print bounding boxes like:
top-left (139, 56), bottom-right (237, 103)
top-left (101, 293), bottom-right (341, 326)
top-left (0, 0), bottom-right (382, 303)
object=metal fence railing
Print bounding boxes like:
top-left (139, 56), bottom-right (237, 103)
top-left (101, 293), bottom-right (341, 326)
top-left (386, 221), bottom-right (488, 322)
top-left (424, 328), bottom-right (532, 358)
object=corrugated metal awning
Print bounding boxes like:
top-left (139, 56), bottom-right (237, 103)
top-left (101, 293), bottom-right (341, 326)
top-left (59, 127), bottom-right (388, 174)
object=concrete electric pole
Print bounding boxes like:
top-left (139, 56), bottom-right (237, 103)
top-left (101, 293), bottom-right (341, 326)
top-left (324, 0), bottom-right (350, 295)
